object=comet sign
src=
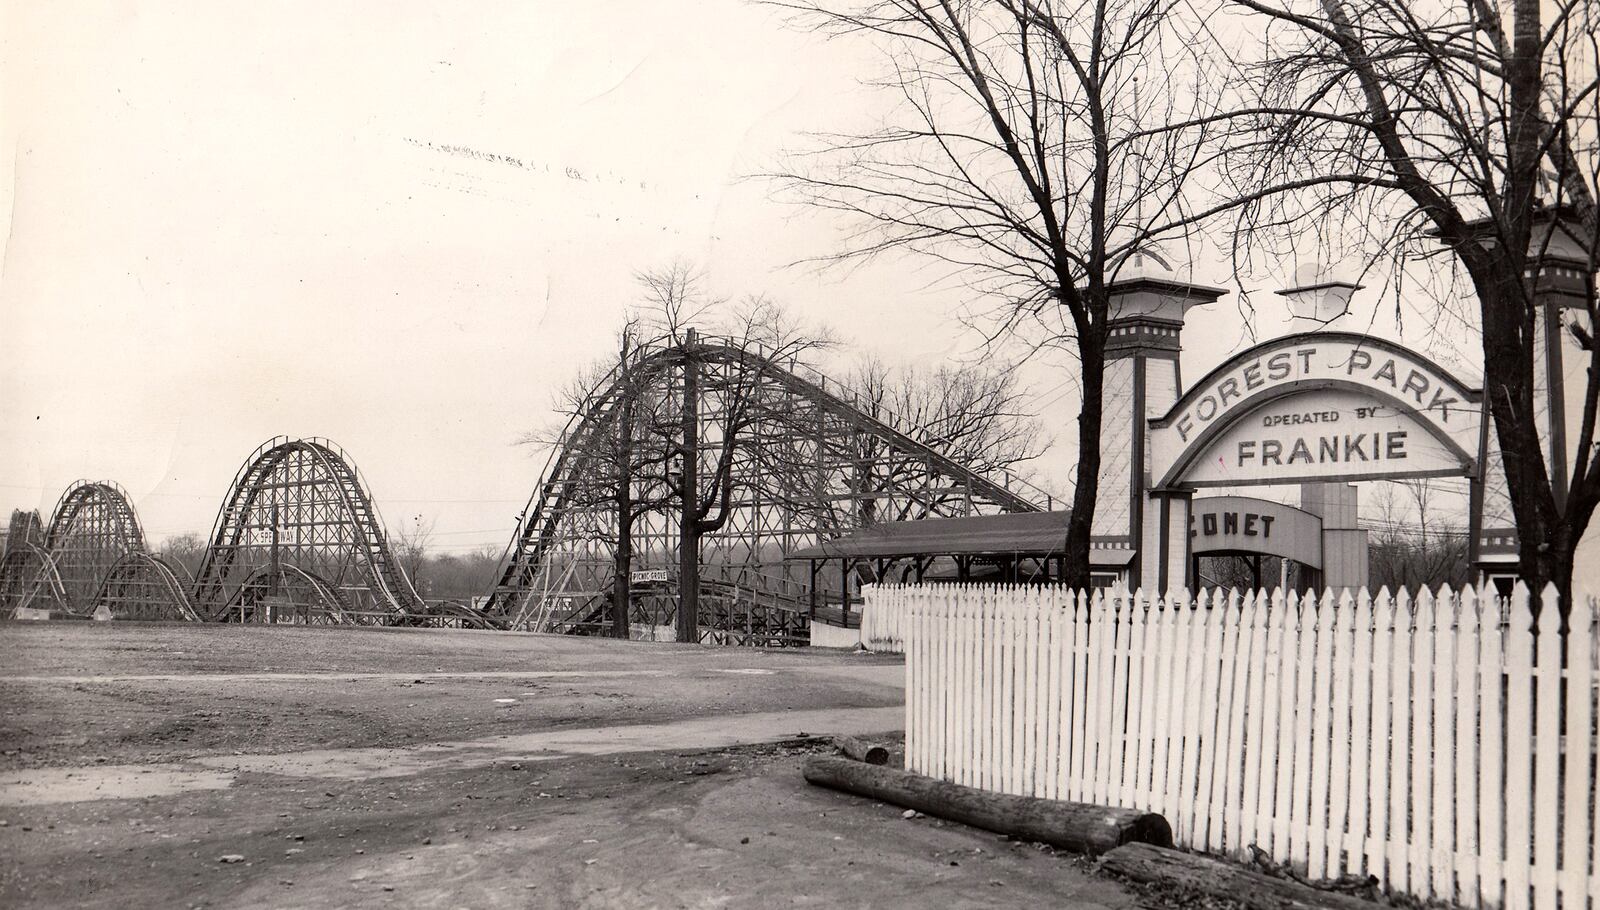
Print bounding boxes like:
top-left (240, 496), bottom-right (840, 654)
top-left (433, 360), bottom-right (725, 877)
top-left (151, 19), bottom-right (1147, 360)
top-left (1149, 334), bottom-right (1482, 488)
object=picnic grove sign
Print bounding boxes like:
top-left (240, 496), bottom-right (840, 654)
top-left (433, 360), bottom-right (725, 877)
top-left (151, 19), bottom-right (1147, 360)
top-left (1149, 334), bottom-right (1482, 489)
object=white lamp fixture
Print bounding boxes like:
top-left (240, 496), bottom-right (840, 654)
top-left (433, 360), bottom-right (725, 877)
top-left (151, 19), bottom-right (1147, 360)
top-left (1276, 263), bottom-right (1363, 324)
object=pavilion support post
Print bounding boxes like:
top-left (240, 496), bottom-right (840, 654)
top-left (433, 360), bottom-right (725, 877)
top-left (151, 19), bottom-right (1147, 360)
top-left (809, 559), bottom-right (818, 618)
top-left (840, 557), bottom-right (848, 624)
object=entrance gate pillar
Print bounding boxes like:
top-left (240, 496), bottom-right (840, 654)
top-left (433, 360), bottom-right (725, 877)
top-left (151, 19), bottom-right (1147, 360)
top-left (1300, 483), bottom-right (1367, 588)
top-left (1140, 489), bottom-right (1193, 593)
top-left (1093, 256), bottom-right (1225, 592)
top-left (1475, 216), bottom-right (1600, 585)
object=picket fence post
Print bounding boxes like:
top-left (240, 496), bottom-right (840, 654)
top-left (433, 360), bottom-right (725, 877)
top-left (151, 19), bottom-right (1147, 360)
top-left (1324, 589), bottom-right (1355, 878)
top-left (1115, 590), bottom-right (1138, 809)
top-left (1531, 585), bottom-right (1562, 909)
top-left (1235, 585), bottom-right (1273, 857)
top-left (1560, 595), bottom-right (1594, 902)
top-left (1505, 584), bottom-right (1535, 910)
top-left (1430, 587), bottom-right (1456, 901)
top-left (1410, 588), bottom-right (1436, 899)
top-left (1454, 586), bottom-right (1481, 905)
top-left (1131, 588), bottom-right (1160, 811)
top-left (1479, 584), bottom-right (1505, 908)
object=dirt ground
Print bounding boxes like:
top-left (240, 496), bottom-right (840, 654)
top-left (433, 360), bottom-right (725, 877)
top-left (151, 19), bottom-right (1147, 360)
top-left (0, 624), bottom-right (903, 772)
top-left (0, 622), bottom-right (1136, 909)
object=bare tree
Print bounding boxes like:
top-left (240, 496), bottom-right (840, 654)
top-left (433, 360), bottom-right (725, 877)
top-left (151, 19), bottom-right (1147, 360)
top-left (1223, 0), bottom-right (1599, 603)
top-left (412, 545), bottom-right (504, 603)
top-left (523, 266), bottom-right (837, 642)
top-left (643, 287), bottom-right (839, 642)
top-left (393, 515), bottom-right (435, 597)
top-left (1366, 480), bottom-right (1474, 591)
top-left (847, 355), bottom-right (1049, 523)
top-left (769, 0), bottom-right (1236, 586)
top-left (155, 532), bottom-right (208, 579)
top-left (520, 321), bottom-right (679, 639)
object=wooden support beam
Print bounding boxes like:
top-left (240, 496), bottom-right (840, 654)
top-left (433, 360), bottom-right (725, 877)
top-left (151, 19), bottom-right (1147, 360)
top-left (802, 757), bottom-right (1171, 855)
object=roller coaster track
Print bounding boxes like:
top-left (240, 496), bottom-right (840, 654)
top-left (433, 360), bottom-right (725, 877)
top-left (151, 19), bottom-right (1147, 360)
top-left (530, 563), bottom-right (815, 637)
top-left (1, 481), bottom-right (161, 617)
top-left (1, 336), bottom-right (1050, 641)
top-left (0, 440), bottom-right (447, 624)
top-left (216, 562), bottom-right (354, 623)
top-left (487, 332), bottom-right (1055, 636)
top-left (0, 543), bottom-right (69, 615)
top-left (90, 552), bottom-right (202, 622)
top-left (192, 437), bottom-right (424, 619)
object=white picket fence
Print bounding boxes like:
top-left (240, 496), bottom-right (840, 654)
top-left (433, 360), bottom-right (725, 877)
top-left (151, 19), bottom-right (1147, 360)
top-left (873, 582), bottom-right (1600, 910)
top-left (860, 591), bottom-right (909, 653)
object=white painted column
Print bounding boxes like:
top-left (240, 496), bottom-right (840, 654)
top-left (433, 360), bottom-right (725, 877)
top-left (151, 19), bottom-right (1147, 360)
top-left (1301, 483), bottom-right (1368, 590)
top-left (1101, 258), bottom-right (1224, 590)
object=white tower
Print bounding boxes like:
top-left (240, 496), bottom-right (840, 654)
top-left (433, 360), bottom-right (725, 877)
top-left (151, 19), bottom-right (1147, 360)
top-left (1095, 249), bottom-right (1226, 591)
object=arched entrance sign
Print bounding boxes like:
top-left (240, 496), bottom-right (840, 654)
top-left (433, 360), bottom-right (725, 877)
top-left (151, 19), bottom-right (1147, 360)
top-left (1150, 333), bottom-right (1482, 489)
top-left (1096, 243), bottom-right (1588, 593)
top-left (1120, 331), bottom-right (1486, 592)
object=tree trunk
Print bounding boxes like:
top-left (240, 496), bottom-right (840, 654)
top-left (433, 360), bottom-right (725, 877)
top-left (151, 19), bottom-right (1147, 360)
top-left (1472, 253), bottom-right (1566, 608)
top-left (802, 756), bottom-right (1171, 854)
top-left (1489, 0), bottom-right (1567, 608)
top-left (1100, 843), bottom-right (1379, 910)
top-left (677, 339), bottom-right (701, 644)
top-left (1063, 325), bottom-right (1108, 589)
top-left (612, 512), bottom-right (633, 639)
top-left (832, 735), bottom-right (890, 765)
top-left (1539, 521), bottom-right (1575, 626)
top-left (613, 344), bottom-right (635, 640)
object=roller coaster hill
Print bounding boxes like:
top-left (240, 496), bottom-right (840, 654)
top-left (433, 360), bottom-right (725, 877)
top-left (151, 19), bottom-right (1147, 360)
top-left (0, 331), bottom-right (1054, 644)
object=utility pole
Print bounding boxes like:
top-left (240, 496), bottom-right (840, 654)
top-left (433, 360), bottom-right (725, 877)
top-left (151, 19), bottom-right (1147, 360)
top-left (676, 328), bottom-right (701, 644)
top-left (268, 502), bottom-right (281, 595)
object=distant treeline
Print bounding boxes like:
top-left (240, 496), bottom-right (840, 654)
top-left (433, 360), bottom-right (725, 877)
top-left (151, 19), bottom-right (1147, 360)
top-left (156, 534), bottom-right (504, 604)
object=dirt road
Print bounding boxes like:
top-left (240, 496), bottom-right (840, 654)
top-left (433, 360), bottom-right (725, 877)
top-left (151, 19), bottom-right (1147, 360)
top-left (0, 623), bottom-right (1134, 909)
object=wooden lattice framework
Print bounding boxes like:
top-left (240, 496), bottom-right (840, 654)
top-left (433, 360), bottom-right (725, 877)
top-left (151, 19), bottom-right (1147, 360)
top-left (191, 437), bottom-right (424, 623)
top-left (0, 481), bottom-right (196, 620)
top-left (91, 552), bottom-right (202, 621)
top-left (486, 333), bottom-right (1052, 642)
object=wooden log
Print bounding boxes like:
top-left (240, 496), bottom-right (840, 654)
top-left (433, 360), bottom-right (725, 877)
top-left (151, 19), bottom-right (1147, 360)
top-left (802, 756), bottom-right (1171, 854)
top-left (832, 735), bottom-right (890, 765)
top-left (1100, 843), bottom-right (1379, 910)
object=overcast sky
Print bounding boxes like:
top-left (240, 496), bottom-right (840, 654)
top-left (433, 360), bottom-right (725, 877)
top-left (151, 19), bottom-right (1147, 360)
top-left (0, 1), bottom-right (1475, 552)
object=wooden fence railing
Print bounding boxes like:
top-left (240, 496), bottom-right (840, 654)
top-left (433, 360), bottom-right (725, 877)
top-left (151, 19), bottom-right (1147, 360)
top-left (876, 582), bottom-right (1598, 910)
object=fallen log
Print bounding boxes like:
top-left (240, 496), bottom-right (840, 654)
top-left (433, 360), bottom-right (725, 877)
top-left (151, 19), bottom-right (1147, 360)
top-left (1100, 842), bottom-right (1379, 910)
top-left (801, 756), bottom-right (1171, 854)
top-left (832, 735), bottom-right (890, 765)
